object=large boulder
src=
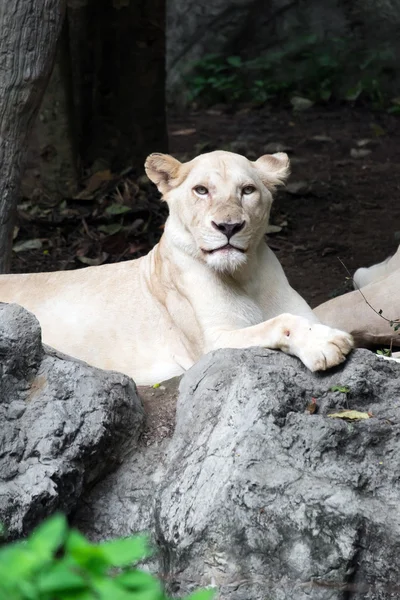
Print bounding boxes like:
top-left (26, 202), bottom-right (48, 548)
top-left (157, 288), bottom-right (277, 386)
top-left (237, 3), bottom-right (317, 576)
top-left (0, 303), bottom-right (144, 538)
top-left (74, 346), bottom-right (400, 600)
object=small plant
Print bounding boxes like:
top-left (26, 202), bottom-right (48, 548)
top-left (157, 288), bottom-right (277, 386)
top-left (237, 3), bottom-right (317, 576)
top-left (330, 385), bottom-right (350, 394)
top-left (377, 348), bottom-right (392, 357)
top-left (0, 515), bottom-right (214, 600)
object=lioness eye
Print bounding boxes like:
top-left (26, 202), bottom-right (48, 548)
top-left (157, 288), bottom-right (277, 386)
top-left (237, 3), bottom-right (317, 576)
top-left (193, 185), bottom-right (208, 196)
top-left (242, 185), bottom-right (256, 195)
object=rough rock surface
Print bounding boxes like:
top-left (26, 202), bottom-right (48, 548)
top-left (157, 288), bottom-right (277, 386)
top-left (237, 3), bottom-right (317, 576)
top-left (167, 0), bottom-right (400, 96)
top-left (0, 303), bottom-right (144, 539)
top-left (74, 346), bottom-right (400, 600)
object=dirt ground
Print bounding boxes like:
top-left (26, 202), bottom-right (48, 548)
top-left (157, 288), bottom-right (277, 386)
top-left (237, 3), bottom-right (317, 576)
top-left (15, 105), bottom-right (400, 308)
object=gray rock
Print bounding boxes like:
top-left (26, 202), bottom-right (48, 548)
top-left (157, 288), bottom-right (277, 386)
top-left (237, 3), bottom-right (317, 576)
top-left (0, 303), bottom-right (144, 538)
top-left (157, 348), bottom-right (400, 599)
top-left (74, 346), bottom-right (400, 600)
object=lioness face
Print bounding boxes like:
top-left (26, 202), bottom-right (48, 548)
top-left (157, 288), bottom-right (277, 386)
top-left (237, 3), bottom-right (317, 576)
top-left (145, 150), bottom-right (289, 273)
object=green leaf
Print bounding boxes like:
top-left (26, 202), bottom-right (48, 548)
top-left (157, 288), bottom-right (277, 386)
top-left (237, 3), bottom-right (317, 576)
top-left (330, 385), bottom-right (350, 394)
top-left (98, 223), bottom-right (123, 235)
top-left (185, 590), bottom-right (216, 600)
top-left (0, 544), bottom-right (44, 582)
top-left (345, 82), bottom-right (363, 101)
top-left (91, 577), bottom-right (137, 600)
top-left (66, 531), bottom-right (108, 574)
top-left (58, 592), bottom-right (95, 600)
top-left (29, 514), bottom-right (67, 561)
top-left (105, 204), bottom-right (131, 215)
top-left (226, 56), bottom-right (242, 68)
top-left (117, 570), bottom-right (162, 593)
top-left (37, 563), bottom-right (87, 594)
top-left (15, 579), bottom-right (39, 600)
top-left (100, 535), bottom-right (152, 567)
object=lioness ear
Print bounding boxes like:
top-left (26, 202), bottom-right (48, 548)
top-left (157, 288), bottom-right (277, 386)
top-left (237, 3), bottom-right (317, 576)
top-left (145, 153), bottom-right (183, 195)
top-left (254, 152), bottom-right (290, 189)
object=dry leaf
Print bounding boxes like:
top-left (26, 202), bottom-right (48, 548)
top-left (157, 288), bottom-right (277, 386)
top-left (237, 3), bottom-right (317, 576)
top-left (13, 239), bottom-right (42, 253)
top-left (306, 398), bottom-right (318, 415)
top-left (171, 128), bottom-right (197, 136)
top-left (310, 135), bottom-right (334, 143)
top-left (290, 96), bottom-right (314, 111)
top-left (266, 224), bottom-right (282, 234)
top-left (328, 410), bottom-right (371, 420)
top-left (356, 138), bottom-right (372, 147)
top-left (286, 181), bottom-right (311, 195)
top-left (350, 148), bottom-right (371, 159)
top-left (75, 170), bottom-right (113, 200)
top-left (98, 223), bottom-right (123, 235)
top-left (370, 123), bottom-right (386, 137)
top-left (77, 252), bottom-right (109, 266)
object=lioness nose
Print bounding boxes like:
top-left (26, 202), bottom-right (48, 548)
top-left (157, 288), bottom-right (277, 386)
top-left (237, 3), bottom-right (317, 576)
top-left (211, 221), bottom-right (245, 239)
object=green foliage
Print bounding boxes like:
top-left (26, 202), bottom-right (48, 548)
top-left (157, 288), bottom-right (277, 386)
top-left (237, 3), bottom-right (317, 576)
top-left (185, 35), bottom-right (396, 108)
top-left (0, 515), bottom-right (215, 600)
top-left (376, 348), bottom-right (392, 356)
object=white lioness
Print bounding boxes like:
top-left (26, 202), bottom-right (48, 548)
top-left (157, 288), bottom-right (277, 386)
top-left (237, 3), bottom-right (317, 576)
top-left (0, 151), bottom-right (353, 384)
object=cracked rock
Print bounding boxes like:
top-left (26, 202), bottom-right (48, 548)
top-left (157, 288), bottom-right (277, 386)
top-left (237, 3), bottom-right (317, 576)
top-left (0, 303), bottom-right (144, 538)
top-left (75, 346), bottom-right (400, 600)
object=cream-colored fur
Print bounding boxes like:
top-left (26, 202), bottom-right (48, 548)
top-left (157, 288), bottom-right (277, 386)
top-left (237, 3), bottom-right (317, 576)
top-left (0, 151), bottom-right (353, 384)
top-left (315, 245), bottom-right (400, 348)
top-left (353, 245), bottom-right (400, 289)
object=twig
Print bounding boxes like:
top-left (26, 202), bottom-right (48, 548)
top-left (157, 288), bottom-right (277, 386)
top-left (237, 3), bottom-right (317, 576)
top-left (338, 257), bottom-right (400, 331)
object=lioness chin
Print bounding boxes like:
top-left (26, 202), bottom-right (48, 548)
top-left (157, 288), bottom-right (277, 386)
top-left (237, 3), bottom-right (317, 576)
top-left (0, 150), bottom-right (353, 384)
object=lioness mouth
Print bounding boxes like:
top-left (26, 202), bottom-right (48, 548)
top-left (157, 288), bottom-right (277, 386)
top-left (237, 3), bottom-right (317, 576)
top-left (204, 244), bottom-right (246, 254)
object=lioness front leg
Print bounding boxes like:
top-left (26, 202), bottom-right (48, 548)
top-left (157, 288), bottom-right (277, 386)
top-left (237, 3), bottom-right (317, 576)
top-left (208, 313), bottom-right (353, 371)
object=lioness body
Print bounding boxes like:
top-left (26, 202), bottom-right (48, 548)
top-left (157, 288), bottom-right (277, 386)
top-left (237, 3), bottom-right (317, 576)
top-left (0, 151), bottom-right (353, 384)
top-left (0, 236), bottom-right (316, 384)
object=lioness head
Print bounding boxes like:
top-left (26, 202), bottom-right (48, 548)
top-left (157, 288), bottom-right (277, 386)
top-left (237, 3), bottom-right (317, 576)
top-left (145, 150), bottom-right (289, 273)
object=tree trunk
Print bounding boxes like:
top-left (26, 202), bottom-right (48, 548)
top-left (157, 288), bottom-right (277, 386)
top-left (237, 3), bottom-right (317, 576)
top-left (0, 0), bottom-right (66, 273)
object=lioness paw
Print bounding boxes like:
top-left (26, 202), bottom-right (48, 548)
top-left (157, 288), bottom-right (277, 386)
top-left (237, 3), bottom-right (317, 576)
top-left (297, 324), bottom-right (353, 372)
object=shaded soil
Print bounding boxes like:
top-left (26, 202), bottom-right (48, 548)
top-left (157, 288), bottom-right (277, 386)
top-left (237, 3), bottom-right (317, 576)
top-left (15, 106), bottom-right (400, 308)
top-left (137, 377), bottom-right (180, 446)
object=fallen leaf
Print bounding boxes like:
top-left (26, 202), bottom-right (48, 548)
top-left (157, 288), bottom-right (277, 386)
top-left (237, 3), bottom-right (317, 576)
top-left (98, 223), bottom-right (123, 235)
top-left (356, 138), bottom-right (372, 147)
top-left (286, 181), bottom-right (311, 195)
top-left (370, 123), bottom-right (386, 137)
top-left (328, 410), bottom-right (371, 420)
top-left (13, 239), bottom-right (42, 253)
top-left (75, 170), bottom-right (113, 200)
top-left (171, 128), bottom-right (197, 136)
top-left (345, 83), bottom-right (363, 102)
top-left (290, 96), bottom-right (314, 111)
top-left (306, 398), bottom-right (318, 414)
top-left (266, 224), bottom-right (282, 234)
top-left (350, 148), bottom-right (371, 159)
top-left (310, 135), bottom-right (334, 143)
top-left (330, 385), bottom-right (350, 393)
top-left (105, 204), bottom-right (131, 216)
top-left (77, 252), bottom-right (109, 266)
